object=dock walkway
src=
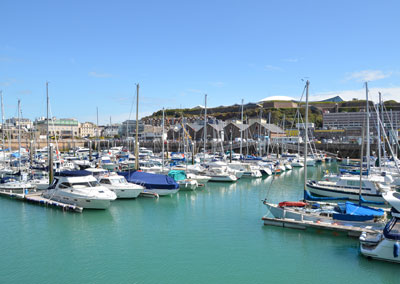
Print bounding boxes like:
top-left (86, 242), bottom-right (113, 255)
top-left (262, 216), bottom-right (379, 237)
top-left (0, 191), bottom-right (83, 213)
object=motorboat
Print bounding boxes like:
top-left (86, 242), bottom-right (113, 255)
top-left (98, 173), bottom-right (144, 198)
top-left (186, 173), bottom-right (211, 184)
top-left (168, 170), bottom-right (198, 191)
top-left (228, 162), bottom-right (262, 178)
top-left (306, 174), bottom-right (393, 203)
top-left (0, 178), bottom-right (36, 194)
top-left (360, 191), bottom-right (400, 263)
top-left (119, 171), bottom-right (179, 196)
top-left (42, 171), bottom-right (117, 209)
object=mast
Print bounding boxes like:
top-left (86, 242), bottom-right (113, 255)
top-left (162, 108), bottom-right (165, 172)
top-left (1, 91), bottom-right (4, 163)
top-left (46, 82), bottom-right (49, 161)
top-left (96, 106), bottom-right (99, 152)
top-left (365, 82), bottom-right (370, 173)
top-left (282, 114), bottom-right (286, 154)
top-left (304, 80), bottom-right (309, 191)
top-left (240, 99), bottom-right (244, 157)
top-left (359, 124), bottom-right (365, 205)
top-left (18, 99), bottom-right (21, 173)
top-left (377, 92), bottom-right (382, 169)
top-left (135, 84), bottom-right (139, 170)
top-left (203, 94), bottom-right (207, 159)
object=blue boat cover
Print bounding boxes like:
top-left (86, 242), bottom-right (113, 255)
top-left (55, 170), bottom-right (92, 177)
top-left (168, 170), bottom-right (187, 181)
top-left (333, 201), bottom-right (384, 221)
top-left (383, 217), bottom-right (400, 240)
top-left (119, 171), bottom-right (179, 190)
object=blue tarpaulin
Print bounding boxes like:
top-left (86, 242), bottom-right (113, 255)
top-left (119, 171), bottom-right (179, 190)
top-left (168, 170), bottom-right (187, 181)
top-left (333, 201), bottom-right (384, 221)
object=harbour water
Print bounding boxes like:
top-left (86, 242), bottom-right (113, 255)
top-left (1, 163), bottom-right (399, 284)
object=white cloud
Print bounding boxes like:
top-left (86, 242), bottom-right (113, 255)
top-left (0, 78), bottom-right (17, 87)
top-left (209, 81), bottom-right (225, 87)
top-left (345, 70), bottom-right (392, 82)
top-left (264, 65), bottom-right (283, 71)
top-left (282, 58), bottom-right (299, 63)
top-left (88, 71), bottom-right (112, 78)
top-left (310, 86), bottom-right (400, 103)
top-left (186, 89), bottom-right (203, 94)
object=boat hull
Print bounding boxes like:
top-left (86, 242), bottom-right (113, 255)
top-left (360, 239), bottom-right (400, 263)
top-left (306, 183), bottom-right (385, 203)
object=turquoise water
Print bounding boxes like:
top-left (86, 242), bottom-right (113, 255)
top-left (1, 163), bottom-right (399, 284)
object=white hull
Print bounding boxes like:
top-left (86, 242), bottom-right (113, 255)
top-left (307, 184), bottom-right (385, 203)
top-left (291, 161), bottom-right (304, 167)
top-left (265, 203), bottom-right (384, 229)
top-left (144, 188), bottom-right (180, 196)
top-left (285, 164), bottom-right (292, 170)
top-left (209, 175), bottom-right (237, 182)
top-left (360, 238), bottom-right (400, 263)
top-left (43, 193), bottom-right (112, 209)
top-left (241, 170), bottom-right (263, 178)
top-left (109, 186), bottom-right (142, 198)
top-left (178, 180), bottom-right (198, 191)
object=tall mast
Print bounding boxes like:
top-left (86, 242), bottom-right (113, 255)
top-left (240, 99), bottom-right (244, 157)
top-left (203, 94), bottom-right (207, 159)
top-left (359, 124), bottom-right (365, 205)
top-left (365, 82), bottom-right (370, 173)
top-left (18, 99), bottom-right (21, 173)
top-left (377, 92), bottom-right (382, 169)
top-left (135, 84), bottom-right (140, 170)
top-left (46, 82), bottom-right (49, 160)
top-left (304, 80), bottom-right (309, 191)
top-left (162, 107), bottom-right (165, 172)
top-left (96, 107), bottom-right (99, 151)
top-left (1, 91), bottom-right (4, 163)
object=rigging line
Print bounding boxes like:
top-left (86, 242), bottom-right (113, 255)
top-left (263, 171), bottom-right (277, 202)
top-left (382, 104), bottom-right (400, 153)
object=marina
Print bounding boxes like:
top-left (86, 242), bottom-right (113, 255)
top-left (2, 1), bottom-right (400, 282)
top-left (1, 162), bottom-right (400, 284)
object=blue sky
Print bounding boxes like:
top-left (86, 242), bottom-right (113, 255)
top-left (1, 0), bottom-right (399, 124)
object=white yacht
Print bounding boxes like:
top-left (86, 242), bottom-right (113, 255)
top-left (228, 162), bottom-right (262, 178)
top-left (360, 191), bottom-right (400, 263)
top-left (306, 174), bottom-right (393, 203)
top-left (98, 173), bottom-right (144, 198)
top-left (0, 180), bottom-right (36, 194)
top-left (42, 171), bottom-right (117, 209)
top-left (186, 173), bottom-right (211, 184)
top-left (206, 168), bottom-right (237, 182)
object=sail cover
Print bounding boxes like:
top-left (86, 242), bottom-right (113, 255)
top-left (333, 201), bottom-right (384, 221)
top-left (119, 171), bottom-right (179, 190)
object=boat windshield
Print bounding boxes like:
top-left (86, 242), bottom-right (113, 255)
top-left (111, 178), bottom-right (127, 185)
top-left (61, 181), bottom-right (101, 188)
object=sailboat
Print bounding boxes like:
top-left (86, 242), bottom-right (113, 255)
top-left (305, 83), bottom-right (394, 203)
top-left (0, 100), bottom-right (36, 195)
top-left (263, 81), bottom-right (388, 231)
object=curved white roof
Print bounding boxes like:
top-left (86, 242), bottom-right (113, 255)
top-left (259, 96), bottom-right (296, 102)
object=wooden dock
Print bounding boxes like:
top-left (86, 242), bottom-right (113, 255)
top-left (262, 216), bottom-right (380, 237)
top-left (0, 191), bottom-right (83, 213)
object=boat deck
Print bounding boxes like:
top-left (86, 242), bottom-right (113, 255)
top-left (0, 191), bottom-right (83, 213)
top-left (262, 216), bottom-right (380, 237)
